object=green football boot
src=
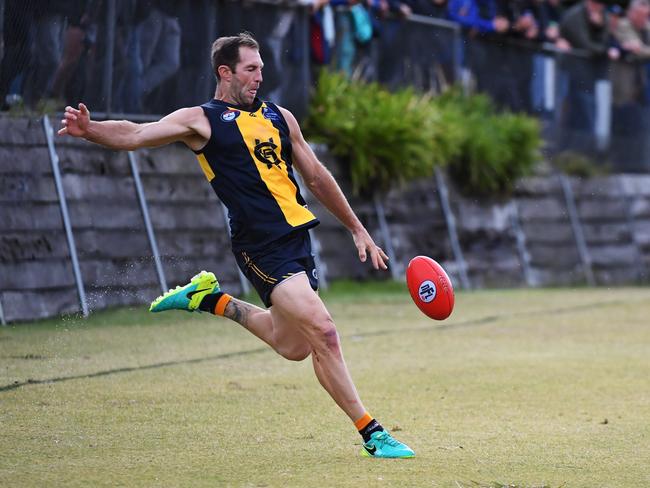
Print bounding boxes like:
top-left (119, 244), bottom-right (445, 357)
top-left (149, 270), bottom-right (219, 313)
top-left (361, 430), bottom-right (415, 459)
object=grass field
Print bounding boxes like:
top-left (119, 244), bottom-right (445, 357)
top-left (1, 283), bottom-right (649, 488)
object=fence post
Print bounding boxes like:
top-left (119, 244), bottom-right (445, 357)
top-left (0, 295), bottom-right (6, 326)
top-left (451, 24), bottom-right (463, 84)
top-left (544, 56), bottom-right (556, 112)
top-left (43, 116), bottom-right (89, 317)
top-left (594, 79), bottom-right (612, 151)
top-left (434, 168), bottom-right (470, 290)
top-left (373, 193), bottom-right (402, 281)
top-left (103, 0), bottom-right (116, 115)
top-left (128, 151), bottom-right (168, 294)
top-left (509, 200), bottom-right (534, 286)
top-left (559, 173), bottom-right (595, 286)
top-left (296, 4), bottom-right (311, 118)
top-left (0, 1), bottom-right (4, 47)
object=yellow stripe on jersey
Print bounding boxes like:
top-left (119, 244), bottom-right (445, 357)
top-left (235, 104), bottom-right (315, 227)
top-left (196, 153), bottom-right (215, 182)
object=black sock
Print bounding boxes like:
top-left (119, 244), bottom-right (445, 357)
top-left (198, 292), bottom-right (224, 313)
top-left (359, 419), bottom-right (384, 443)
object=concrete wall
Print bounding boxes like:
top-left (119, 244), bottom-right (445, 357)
top-left (1, 117), bottom-right (649, 323)
top-left (0, 118), bottom-right (242, 323)
top-left (308, 146), bottom-right (650, 289)
top-left (515, 175), bottom-right (650, 286)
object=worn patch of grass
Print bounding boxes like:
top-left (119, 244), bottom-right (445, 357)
top-left (1, 285), bottom-right (649, 487)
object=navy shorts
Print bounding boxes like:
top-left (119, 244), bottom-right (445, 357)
top-left (234, 230), bottom-right (319, 308)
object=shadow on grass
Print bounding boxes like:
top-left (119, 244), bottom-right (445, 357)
top-left (0, 347), bottom-right (268, 393)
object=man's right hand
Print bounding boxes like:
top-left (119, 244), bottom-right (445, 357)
top-left (58, 103), bottom-right (91, 138)
top-left (623, 39), bottom-right (642, 54)
top-left (493, 16), bottom-right (510, 33)
top-left (555, 37), bottom-right (571, 51)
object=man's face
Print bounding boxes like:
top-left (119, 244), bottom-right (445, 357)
top-left (630, 4), bottom-right (650, 29)
top-left (227, 47), bottom-right (264, 106)
top-left (587, 0), bottom-right (605, 15)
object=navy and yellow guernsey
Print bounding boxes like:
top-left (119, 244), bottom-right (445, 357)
top-left (194, 98), bottom-right (319, 252)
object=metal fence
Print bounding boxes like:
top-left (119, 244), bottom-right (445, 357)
top-left (461, 35), bottom-right (650, 172)
top-left (341, 14), bottom-right (650, 173)
top-left (1, 2), bottom-right (649, 168)
top-left (4, 2), bottom-right (650, 326)
top-left (0, 0), bottom-right (312, 119)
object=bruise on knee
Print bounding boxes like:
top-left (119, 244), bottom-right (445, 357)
top-left (323, 327), bottom-right (341, 357)
top-left (310, 324), bottom-right (341, 360)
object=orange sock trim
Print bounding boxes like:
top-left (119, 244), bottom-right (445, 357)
top-left (214, 294), bottom-right (232, 316)
top-left (354, 412), bottom-right (373, 431)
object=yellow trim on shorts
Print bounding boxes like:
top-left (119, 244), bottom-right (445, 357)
top-left (242, 252), bottom-right (278, 284)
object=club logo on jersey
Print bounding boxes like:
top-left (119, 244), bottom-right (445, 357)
top-left (262, 106), bottom-right (280, 121)
top-left (418, 280), bottom-right (437, 303)
top-left (254, 137), bottom-right (281, 169)
top-left (221, 109), bottom-right (240, 122)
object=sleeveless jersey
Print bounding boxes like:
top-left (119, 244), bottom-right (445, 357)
top-left (194, 98), bottom-right (319, 252)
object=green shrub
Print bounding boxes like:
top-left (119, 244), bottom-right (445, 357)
top-left (304, 71), bottom-right (541, 197)
top-left (305, 70), bottom-right (443, 196)
top-left (432, 89), bottom-right (541, 196)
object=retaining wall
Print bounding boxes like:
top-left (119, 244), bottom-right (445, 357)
top-left (1, 117), bottom-right (649, 323)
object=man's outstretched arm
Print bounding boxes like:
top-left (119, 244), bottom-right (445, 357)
top-left (58, 103), bottom-right (209, 151)
top-left (279, 106), bottom-right (389, 271)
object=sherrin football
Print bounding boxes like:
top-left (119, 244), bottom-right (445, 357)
top-left (406, 256), bottom-right (454, 320)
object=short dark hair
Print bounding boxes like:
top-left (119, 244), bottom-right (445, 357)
top-left (211, 32), bottom-right (259, 81)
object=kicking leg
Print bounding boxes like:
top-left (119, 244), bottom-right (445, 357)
top-left (149, 270), bottom-right (414, 457)
top-left (269, 273), bottom-right (365, 422)
top-left (267, 274), bottom-right (415, 458)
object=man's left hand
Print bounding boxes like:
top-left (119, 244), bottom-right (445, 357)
top-left (352, 228), bottom-right (389, 270)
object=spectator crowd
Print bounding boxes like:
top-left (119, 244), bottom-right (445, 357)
top-left (311, 0), bottom-right (650, 105)
top-left (1, 0), bottom-right (650, 114)
top-left (0, 0), bottom-right (188, 113)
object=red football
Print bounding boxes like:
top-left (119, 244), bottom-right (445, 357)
top-left (406, 256), bottom-right (455, 320)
